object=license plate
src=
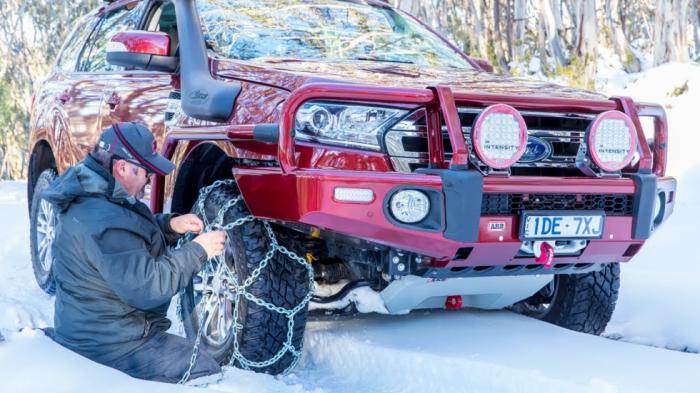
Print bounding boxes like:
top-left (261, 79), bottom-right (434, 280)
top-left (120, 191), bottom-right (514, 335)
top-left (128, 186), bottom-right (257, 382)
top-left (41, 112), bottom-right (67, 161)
top-left (520, 211), bottom-right (605, 240)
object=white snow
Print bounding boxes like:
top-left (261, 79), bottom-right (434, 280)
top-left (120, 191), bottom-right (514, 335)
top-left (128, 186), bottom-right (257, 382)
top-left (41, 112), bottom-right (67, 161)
top-left (310, 281), bottom-right (389, 314)
top-left (0, 182), bottom-right (53, 337)
top-left (599, 62), bottom-right (700, 354)
top-left (2, 63), bottom-right (700, 392)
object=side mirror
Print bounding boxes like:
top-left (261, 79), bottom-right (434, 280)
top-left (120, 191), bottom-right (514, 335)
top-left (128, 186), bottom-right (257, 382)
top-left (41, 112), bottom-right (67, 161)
top-left (472, 58), bottom-right (495, 73)
top-left (106, 31), bottom-right (178, 73)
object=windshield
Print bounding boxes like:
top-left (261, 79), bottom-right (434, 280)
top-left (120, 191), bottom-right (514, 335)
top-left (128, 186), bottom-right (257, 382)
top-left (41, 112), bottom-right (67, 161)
top-left (197, 0), bottom-right (473, 69)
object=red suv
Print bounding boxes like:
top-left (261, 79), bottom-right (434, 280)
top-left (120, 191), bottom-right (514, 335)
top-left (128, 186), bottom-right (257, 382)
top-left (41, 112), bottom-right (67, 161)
top-left (28, 0), bottom-right (676, 374)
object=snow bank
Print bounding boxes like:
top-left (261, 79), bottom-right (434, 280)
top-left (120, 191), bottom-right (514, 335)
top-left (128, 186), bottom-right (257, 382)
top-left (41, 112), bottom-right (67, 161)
top-left (598, 62), bottom-right (700, 353)
top-left (0, 329), bottom-right (198, 393)
top-left (298, 311), bottom-right (700, 393)
top-left (0, 182), bottom-right (53, 339)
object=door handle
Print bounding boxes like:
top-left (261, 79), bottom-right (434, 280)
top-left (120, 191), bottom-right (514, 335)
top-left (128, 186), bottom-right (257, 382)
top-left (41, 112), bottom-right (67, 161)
top-left (107, 92), bottom-right (121, 110)
top-left (58, 91), bottom-right (71, 105)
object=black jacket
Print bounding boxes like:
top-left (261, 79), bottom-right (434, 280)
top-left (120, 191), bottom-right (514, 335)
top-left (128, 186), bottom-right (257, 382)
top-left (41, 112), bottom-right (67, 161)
top-left (42, 155), bottom-right (207, 364)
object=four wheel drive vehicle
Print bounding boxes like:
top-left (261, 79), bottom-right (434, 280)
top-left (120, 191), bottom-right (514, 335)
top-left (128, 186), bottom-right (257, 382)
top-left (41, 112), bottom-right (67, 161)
top-left (28, 0), bottom-right (676, 374)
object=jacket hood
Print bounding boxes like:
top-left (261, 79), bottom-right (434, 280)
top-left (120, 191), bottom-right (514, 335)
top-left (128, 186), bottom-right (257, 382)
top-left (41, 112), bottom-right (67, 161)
top-left (42, 155), bottom-right (132, 213)
top-left (215, 59), bottom-right (607, 101)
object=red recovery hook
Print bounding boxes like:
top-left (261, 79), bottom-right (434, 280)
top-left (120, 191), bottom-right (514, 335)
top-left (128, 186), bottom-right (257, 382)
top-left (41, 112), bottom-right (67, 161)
top-left (534, 241), bottom-right (555, 268)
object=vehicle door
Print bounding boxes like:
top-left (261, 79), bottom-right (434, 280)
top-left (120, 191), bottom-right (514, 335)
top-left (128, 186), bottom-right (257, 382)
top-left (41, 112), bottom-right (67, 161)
top-left (97, 1), bottom-right (177, 150)
top-left (41, 13), bottom-right (101, 171)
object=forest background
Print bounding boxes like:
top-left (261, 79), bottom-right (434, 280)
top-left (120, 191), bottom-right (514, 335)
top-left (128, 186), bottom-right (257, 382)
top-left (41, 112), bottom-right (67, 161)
top-left (0, 0), bottom-right (696, 179)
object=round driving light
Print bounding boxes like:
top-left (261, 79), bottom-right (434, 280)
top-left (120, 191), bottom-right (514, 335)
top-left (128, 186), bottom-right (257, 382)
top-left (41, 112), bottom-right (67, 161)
top-left (472, 104), bottom-right (528, 169)
top-left (389, 190), bottom-right (430, 224)
top-left (588, 110), bottom-right (637, 172)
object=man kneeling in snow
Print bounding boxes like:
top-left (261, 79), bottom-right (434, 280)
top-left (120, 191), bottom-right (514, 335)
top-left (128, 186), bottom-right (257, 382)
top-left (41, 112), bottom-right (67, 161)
top-left (43, 123), bottom-right (225, 383)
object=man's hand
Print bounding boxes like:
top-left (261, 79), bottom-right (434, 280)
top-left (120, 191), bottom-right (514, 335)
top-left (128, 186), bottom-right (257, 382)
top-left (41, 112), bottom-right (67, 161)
top-left (170, 214), bottom-right (204, 235)
top-left (193, 231), bottom-right (226, 259)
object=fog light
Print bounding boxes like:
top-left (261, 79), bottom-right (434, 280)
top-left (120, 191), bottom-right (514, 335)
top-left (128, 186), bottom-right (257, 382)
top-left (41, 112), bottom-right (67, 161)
top-left (389, 190), bottom-right (430, 223)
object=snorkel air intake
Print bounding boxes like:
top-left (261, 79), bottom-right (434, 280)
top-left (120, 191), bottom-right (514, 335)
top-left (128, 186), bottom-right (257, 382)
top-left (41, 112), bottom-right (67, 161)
top-left (173, 0), bottom-right (240, 123)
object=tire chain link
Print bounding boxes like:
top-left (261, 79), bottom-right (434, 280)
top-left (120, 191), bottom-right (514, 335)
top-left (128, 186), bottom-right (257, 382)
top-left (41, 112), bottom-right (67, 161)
top-left (173, 179), bottom-right (314, 384)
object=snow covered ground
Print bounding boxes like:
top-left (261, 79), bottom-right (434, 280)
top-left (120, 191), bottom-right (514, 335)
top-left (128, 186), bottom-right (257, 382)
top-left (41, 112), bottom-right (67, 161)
top-left (598, 62), bottom-right (700, 354)
top-left (2, 63), bottom-right (700, 392)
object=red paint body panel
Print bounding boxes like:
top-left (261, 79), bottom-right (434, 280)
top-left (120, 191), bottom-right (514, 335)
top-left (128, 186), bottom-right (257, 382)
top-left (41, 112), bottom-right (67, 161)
top-left (232, 166), bottom-right (666, 265)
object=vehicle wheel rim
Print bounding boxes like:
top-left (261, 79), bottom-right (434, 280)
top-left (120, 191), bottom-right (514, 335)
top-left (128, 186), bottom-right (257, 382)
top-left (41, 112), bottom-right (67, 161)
top-left (193, 248), bottom-right (236, 347)
top-left (36, 199), bottom-right (56, 273)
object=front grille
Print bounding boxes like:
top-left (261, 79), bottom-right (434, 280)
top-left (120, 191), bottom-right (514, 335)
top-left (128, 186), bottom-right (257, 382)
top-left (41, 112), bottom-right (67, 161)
top-left (481, 193), bottom-right (634, 216)
top-left (385, 108), bottom-right (596, 176)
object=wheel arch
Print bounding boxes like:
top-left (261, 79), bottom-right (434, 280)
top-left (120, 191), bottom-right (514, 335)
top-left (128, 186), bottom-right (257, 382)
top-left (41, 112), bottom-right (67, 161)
top-left (171, 142), bottom-right (236, 214)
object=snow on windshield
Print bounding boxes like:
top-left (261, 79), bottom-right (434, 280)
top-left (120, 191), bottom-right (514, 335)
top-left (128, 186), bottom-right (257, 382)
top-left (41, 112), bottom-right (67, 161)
top-left (197, 0), bottom-right (473, 69)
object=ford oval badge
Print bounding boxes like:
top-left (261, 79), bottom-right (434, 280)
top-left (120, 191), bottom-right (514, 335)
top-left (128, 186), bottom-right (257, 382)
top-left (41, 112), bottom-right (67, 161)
top-left (520, 137), bottom-right (552, 163)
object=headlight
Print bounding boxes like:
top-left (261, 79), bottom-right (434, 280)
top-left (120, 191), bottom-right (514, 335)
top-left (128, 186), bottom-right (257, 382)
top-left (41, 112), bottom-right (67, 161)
top-left (587, 110), bottom-right (638, 172)
top-left (471, 104), bottom-right (528, 169)
top-left (295, 102), bottom-right (408, 150)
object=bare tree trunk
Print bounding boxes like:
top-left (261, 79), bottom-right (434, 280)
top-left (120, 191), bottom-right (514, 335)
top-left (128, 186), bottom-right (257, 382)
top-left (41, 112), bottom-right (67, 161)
top-left (468, 0), bottom-right (489, 59)
top-left (690, 0), bottom-right (700, 58)
top-left (506, 0), bottom-right (513, 60)
top-left (393, 0), bottom-right (423, 18)
top-left (606, 0), bottom-right (642, 72)
top-left (541, 0), bottom-right (568, 67)
top-left (512, 0), bottom-right (526, 63)
top-left (576, 0), bottom-right (598, 88)
top-left (653, 0), bottom-right (690, 65)
top-left (491, 0), bottom-right (511, 71)
top-left (538, 14), bottom-right (548, 71)
top-left (563, 0), bottom-right (578, 48)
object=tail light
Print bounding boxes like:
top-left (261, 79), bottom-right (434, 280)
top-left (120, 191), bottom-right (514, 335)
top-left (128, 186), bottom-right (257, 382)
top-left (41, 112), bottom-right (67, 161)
top-left (587, 110), bottom-right (637, 172)
top-left (471, 104), bottom-right (528, 169)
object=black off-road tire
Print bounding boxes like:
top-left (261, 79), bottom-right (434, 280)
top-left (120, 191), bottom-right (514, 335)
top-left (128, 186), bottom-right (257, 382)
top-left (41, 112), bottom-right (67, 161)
top-left (29, 168), bottom-right (58, 295)
top-left (181, 182), bottom-right (310, 374)
top-left (513, 263), bottom-right (620, 335)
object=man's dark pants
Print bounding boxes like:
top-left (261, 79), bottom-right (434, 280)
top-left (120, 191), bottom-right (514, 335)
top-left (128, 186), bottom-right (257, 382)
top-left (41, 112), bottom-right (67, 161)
top-left (46, 328), bottom-right (221, 383)
top-left (107, 332), bottom-right (221, 383)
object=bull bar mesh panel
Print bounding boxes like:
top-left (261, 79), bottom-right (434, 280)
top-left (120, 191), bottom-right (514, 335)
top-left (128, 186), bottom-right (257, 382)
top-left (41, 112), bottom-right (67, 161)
top-left (481, 193), bottom-right (634, 216)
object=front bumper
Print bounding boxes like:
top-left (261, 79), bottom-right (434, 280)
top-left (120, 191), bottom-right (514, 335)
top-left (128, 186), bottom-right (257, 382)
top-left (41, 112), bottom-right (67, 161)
top-left (234, 83), bottom-right (674, 267)
top-left (234, 167), bottom-right (677, 266)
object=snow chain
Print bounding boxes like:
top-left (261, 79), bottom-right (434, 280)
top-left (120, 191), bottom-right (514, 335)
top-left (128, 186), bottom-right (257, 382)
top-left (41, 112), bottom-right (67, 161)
top-left (174, 179), bottom-right (315, 384)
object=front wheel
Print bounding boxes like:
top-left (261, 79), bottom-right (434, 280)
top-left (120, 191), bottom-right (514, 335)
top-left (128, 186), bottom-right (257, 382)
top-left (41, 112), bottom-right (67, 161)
top-left (180, 181), bottom-right (312, 374)
top-left (512, 263), bottom-right (620, 335)
top-left (29, 169), bottom-right (58, 295)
